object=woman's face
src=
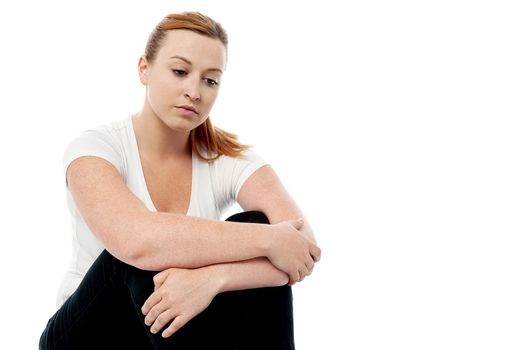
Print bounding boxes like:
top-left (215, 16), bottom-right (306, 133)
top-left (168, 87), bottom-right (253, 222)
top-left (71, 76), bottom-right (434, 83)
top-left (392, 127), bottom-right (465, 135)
top-left (139, 30), bottom-right (226, 132)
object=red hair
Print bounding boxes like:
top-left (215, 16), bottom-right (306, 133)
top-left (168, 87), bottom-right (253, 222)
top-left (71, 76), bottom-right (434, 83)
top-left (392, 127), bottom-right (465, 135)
top-left (145, 12), bottom-right (250, 161)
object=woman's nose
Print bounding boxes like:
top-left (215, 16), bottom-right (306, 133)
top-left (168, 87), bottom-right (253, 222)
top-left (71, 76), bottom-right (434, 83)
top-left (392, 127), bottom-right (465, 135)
top-left (184, 77), bottom-right (201, 101)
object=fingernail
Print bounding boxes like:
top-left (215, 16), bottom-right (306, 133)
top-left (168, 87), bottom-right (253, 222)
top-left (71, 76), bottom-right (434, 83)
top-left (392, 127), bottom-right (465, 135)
top-left (151, 327), bottom-right (157, 334)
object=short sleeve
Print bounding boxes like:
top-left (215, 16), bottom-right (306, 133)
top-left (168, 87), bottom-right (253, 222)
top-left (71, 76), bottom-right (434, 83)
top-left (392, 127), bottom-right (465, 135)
top-left (62, 129), bottom-right (124, 186)
top-left (211, 150), bottom-right (269, 207)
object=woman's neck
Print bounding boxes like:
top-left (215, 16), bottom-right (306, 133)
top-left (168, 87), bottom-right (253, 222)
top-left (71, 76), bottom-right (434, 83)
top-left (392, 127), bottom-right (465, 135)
top-left (132, 110), bottom-right (191, 161)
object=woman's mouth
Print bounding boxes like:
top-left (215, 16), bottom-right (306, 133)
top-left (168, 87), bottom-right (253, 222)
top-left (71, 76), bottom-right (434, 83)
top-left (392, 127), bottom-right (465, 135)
top-left (175, 105), bottom-right (198, 117)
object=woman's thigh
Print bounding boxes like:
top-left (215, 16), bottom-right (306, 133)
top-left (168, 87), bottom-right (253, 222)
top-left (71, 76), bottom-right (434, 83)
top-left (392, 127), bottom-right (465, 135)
top-left (40, 251), bottom-right (152, 349)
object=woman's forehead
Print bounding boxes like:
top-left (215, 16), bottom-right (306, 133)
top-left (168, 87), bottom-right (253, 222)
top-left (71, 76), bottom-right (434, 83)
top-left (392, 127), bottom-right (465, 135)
top-left (157, 30), bottom-right (226, 69)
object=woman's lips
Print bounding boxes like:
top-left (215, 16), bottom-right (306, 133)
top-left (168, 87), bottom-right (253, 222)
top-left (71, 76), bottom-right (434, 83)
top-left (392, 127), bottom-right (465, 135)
top-left (175, 105), bottom-right (198, 117)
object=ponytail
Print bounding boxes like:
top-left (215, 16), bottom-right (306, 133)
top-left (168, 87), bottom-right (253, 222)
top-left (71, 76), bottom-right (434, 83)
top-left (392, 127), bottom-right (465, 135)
top-left (190, 118), bottom-right (251, 161)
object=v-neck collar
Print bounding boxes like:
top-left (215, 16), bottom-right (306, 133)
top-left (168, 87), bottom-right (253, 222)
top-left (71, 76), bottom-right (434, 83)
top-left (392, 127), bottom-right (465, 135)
top-left (127, 115), bottom-right (195, 215)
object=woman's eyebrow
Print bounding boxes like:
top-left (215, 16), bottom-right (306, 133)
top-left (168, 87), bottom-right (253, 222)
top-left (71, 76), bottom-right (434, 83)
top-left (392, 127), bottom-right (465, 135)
top-left (170, 55), bottom-right (223, 73)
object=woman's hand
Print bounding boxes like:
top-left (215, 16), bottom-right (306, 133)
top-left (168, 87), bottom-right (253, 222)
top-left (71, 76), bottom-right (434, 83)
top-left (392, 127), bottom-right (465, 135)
top-left (266, 219), bottom-right (321, 285)
top-left (141, 266), bottom-right (221, 338)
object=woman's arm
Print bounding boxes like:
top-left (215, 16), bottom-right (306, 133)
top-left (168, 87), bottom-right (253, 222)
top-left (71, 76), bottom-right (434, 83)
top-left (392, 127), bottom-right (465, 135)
top-left (236, 164), bottom-right (321, 284)
top-left (140, 165), bottom-right (321, 337)
top-left (141, 258), bottom-right (290, 338)
top-left (238, 165), bottom-right (319, 245)
top-left (214, 257), bottom-right (289, 291)
top-left (142, 248), bottom-right (315, 337)
top-left (67, 156), bottom-right (319, 277)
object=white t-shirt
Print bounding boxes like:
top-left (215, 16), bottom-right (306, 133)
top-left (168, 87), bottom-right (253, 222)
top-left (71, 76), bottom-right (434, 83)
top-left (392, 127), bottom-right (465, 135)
top-left (56, 115), bottom-right (268, 307)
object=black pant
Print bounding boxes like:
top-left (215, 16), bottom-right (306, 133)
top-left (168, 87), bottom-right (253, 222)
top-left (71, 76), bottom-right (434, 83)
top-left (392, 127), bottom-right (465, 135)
top-left (39, 211), bottom-right (295, 349)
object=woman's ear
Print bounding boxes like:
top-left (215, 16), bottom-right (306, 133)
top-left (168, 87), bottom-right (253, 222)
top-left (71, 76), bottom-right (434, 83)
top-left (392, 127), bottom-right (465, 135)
top-left (138, 56), bottom-right (149, 85)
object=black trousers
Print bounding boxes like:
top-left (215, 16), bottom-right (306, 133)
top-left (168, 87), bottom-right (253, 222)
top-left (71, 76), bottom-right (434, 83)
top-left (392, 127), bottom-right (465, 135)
top-left (39, 211), bottom-right (295, 349)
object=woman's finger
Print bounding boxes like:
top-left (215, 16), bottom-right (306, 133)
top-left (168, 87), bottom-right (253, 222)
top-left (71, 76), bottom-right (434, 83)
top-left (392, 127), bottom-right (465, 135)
top-left (310, 245), bottom-right (321, 262)
top-left (306, 262), bottom-right (314, 275)
top-left (290, 218), bottom-right (304, 230)
top-left (150, 309), bottom-right (176, 334)
top-left (306, 257), bottom-right (315, 273)
top-left (298, 266), bottom-right (309, 282)
top-left (289, 270), bottom-right (300, 284)
top-left (144, 300), bottom-right (166, 326)
top-left (141, 290), bottom-right (162, 316)
top-left (161, 315), bottom-right (188, 338)
top-left (153, 269), bottom-right (170, 290)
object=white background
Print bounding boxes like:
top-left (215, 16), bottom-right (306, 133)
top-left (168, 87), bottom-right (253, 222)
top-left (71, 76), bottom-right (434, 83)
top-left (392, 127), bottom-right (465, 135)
top-left (1, 0), bottom-right (525, 349)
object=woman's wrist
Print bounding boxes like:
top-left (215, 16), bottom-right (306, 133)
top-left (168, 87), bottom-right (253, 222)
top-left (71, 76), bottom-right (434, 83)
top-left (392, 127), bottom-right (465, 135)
top-left (204, 264), bottom-right (229, 294)
top-left (251, 223), bottom-right (275, 258)
top-left (205, 257), bottom-right (289, 294)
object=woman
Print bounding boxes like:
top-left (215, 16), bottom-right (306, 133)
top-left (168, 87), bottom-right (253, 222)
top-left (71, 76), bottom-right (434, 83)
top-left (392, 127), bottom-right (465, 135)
top-left (39, 11), bottom-right (321, 350)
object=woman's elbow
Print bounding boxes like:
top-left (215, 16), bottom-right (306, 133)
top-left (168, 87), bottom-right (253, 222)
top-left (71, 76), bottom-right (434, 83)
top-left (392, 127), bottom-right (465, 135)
top-left (97, 218), bottom-right (157, 270)
top-left (101, 233), bottom-right (153, 270)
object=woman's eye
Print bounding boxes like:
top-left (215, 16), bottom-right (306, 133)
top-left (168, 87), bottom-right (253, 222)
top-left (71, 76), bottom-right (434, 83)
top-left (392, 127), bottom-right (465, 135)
top-left (205, 78), bottom-right (219, 87)
top-left (172, 69), bottom-right (187, 76)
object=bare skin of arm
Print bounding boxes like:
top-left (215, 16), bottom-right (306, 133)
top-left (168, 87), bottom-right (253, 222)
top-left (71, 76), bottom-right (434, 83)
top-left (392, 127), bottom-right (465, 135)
top-left (214, 164), bottom-right (320, 288)
top-left (141, 166), bottom-right (321, 337)
top-left (67, 156), bottom-right (320, 279)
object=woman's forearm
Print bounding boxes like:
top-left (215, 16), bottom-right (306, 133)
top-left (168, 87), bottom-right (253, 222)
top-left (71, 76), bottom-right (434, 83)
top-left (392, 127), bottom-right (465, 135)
top-left (211, 257), bottom-right (289, 293)
top-left (121, 211), bottom-right (273, 271)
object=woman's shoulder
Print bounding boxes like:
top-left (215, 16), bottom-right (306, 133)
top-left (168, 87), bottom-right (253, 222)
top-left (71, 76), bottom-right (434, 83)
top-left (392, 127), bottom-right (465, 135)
top-left (79, 116), bottom-right (130, 139)
top-left (200, 148), bottom-right (269, 203)
top-left (63, 116), bottom-right (132, 175)
top-left (65, 116), bottom-right (132, 151)
top-left (204, 148), bottom-right (269, 180)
